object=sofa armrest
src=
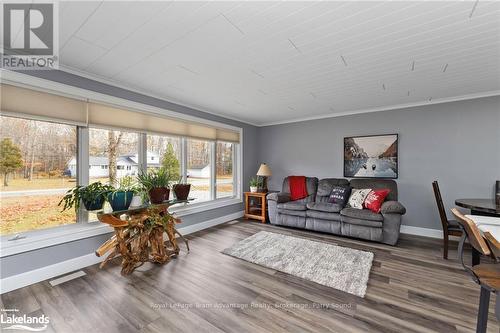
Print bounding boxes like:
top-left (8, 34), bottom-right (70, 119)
top-left (267, 192), bottom-right (291, 203)
top-left (381, 201), bottom-right (406, 215)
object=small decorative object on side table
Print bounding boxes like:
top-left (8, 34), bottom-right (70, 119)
top-left (244, 191), bottom-right (278, 223)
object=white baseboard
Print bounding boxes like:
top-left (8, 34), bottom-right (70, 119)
top-left (177, 211), bottom-right (244, 235)
top-left (0, 253), bottom-right (103, 295)
top-left (0, 211), bottom-right (243, 294)
top-left (400, 225), bottom-right (442, 239)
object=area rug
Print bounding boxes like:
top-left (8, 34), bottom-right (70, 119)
top-left (222, 231), bottom-right (373, 297)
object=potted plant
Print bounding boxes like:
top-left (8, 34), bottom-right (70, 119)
top-left (107, 177), bottom-right (135, 211)
top-left (173, 176), bottom-right (191, 201)
top-left (59, 182), bottom-right (112, 212)
top-left (120, 176), bottom-right (143, 207)
top-left (249, 177), bottom-right (258, 193)
top-left (138, 168), bottom-right (173, 204)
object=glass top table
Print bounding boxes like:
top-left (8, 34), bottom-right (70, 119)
top-left (455, 198), bottom-right (500, 216)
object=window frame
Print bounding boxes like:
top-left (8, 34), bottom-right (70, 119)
top-left (0, 72), bottom-right (243, 257)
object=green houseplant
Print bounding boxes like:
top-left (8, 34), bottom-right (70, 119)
top-left (249, 177), bottom-right (259, 193)
top-left (107, 176), bottom-right (136, 211)
top-left (138, 168), bottom-right (173, 204)
top-left (59, 182), bottom-right (112, 212)
top-left (173, 176), bottom-right (191, 201)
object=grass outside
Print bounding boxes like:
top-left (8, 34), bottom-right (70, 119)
top-left (0, 195), bottom-right (76, 235)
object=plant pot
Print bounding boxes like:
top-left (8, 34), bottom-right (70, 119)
top-left (83, 197), bottom-right (105, 211)
top-left (149, 187), bottom-right (170, 204)
top-left (173, 184), bottom-right (191, 200)
top-left (250, 186), bottom-right (258, 193)
top-left (129, 195), bottom-right (143, 208)
top-left (107, 191), bottom-right (134, 211)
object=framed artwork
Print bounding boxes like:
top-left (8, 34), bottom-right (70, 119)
top-left (344, 134), bottom-right (398, 179)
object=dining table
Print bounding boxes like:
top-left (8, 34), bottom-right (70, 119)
top-left (455, 198), bottom-right (500, 266)
top-left (455, 198), bottom-right (500, 330)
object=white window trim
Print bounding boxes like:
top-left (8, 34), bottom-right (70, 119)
top-left (0, 70), bottom-right (243, 257)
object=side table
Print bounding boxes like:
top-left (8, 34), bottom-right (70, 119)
top-left (244, 191), bottom-right (278, 223)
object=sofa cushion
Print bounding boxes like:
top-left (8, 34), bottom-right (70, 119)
top-left (306, 202), bottom-right (342, 213)
top-left (277, 202), bottom-right (307, 211)
top-left (364, 189), bottom-right (391, 213)
top-left (347, 189), bottom-right (372, 209)
top-left (328, 185), bottom-right (352, 206)
top-left (278, 209), bottom-right (307, 217)
top-left (306, 210), bottom-right (341, 221)
top-left (341, 207), bottom-right (384, 222)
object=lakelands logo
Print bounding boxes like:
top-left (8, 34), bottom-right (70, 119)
top-left (1, 309), bottom-right (49, 331)
top-left (1, 2), bottom-right (59, 69)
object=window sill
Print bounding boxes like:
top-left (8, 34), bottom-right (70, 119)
top-left (0, 197), bottom-right (242, 257)
top-left (170, 197), bottom-right (242, 216)
top-left (0, 223), bottom-right (114, 258)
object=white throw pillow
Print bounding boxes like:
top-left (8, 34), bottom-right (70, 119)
top-left (347, 189), bottom-right (372, 209)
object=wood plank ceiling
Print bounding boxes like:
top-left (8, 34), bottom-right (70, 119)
top-left (57, 1), bottom-right (500, 125)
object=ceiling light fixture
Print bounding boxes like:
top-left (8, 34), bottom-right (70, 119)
top-left (469, 0), bottom-right (479, 18)
top-left (341, 55), bottom-right (348, 66)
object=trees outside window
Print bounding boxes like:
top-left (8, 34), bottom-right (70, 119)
top-left (216, 142), bottom-right (234, 198)
top-left (0, 116), bottom-right (77, 235)
top-left (0, 138), bottom-right (23, 186)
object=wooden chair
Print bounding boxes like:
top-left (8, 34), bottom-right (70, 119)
top-left (451, 208), bottom-right (499, 333)
top-left (432, 181), bottom-right (463, 259)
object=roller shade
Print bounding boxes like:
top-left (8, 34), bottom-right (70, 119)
top-left (0, 84), bottom-right (240, 142)
top-left (88, 102), bottom-right (239, 142)
top-left (1, 84), bottom-right (87, 125)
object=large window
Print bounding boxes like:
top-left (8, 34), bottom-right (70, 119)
top-left (0, 116), bottom-right (77, 235)
top-left (1, 81), bottom-right (241, 240)
top-left (146, 134), bottom-right (181, 178)
top-left (216, 142), bottom-right (235, 199)
top-left (89, 128), bottom-right (139, 186)
top-left (187, 139), bottom-right (212, 203)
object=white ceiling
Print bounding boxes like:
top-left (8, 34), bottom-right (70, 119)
top-left (56, 1), bottom-right (500, 126)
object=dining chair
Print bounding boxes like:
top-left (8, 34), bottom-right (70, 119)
top-left (451, 208), bottom-right (500, 333)
top-left (432, 181), bottom-right (463, 259)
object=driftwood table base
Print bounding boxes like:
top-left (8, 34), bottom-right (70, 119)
top-left (96, 203), bottom-right (189, 276)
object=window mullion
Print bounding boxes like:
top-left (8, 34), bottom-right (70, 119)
top-left (138, 133), bottom-right (147, 173)
top-left (77, 127), bottom-right (89, 223)
top-left (210, 141), bottom-right (216, 200)
top-left (181, 137), bottom-right (187, 182)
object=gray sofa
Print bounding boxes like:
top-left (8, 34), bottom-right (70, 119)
top-left (267, 177), bottom-right (406, 245)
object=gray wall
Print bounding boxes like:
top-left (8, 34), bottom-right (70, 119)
top-left (1, 70), bottom-right (260, 279)
top-left (258, 96), bottom-right (500, 230)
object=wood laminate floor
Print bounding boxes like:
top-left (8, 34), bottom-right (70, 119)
top-left (1, 220), bottom-right (499, 333)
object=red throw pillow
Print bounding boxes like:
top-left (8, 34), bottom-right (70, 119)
top-left (364, 189), bottom-right (390, 213)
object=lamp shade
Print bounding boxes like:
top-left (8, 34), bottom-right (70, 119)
top-left (257, 163), bottom-right (272, 177)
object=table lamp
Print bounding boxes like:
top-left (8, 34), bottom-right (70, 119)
top-left (256, 163), bottom-right (272, 193)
